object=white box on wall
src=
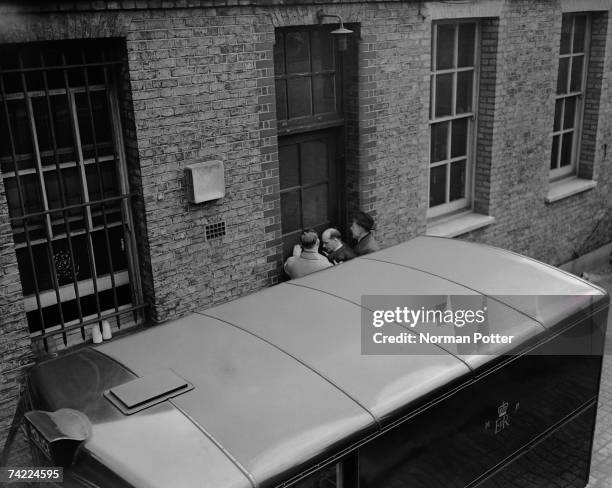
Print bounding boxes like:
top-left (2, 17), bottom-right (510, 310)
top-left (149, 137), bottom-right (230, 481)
top-left (185, 160), bottom-right (225, 203)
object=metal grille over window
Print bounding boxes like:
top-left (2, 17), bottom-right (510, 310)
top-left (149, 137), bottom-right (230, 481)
top-left (429, 22), bottom-right (477, 217)
top-left (205, 221), bottom-right (226, 240)
top-left (551, 14), bottom-right (589, 179)
top-left (0, 40), bottom-right (145, 351)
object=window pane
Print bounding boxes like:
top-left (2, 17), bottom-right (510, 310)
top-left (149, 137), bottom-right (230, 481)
top-left (301, 140), bottom-right (328, 185)
top-left (563, 97), bottom-right (576, 130)
top-left (553, 99), bottom-right (563, 132)
top-left (274, 31), bottom-right (285, 74)
top-left (279, 143), bottom-right (299, 189)
top-left (287, 77), bottom-right (312, 118)
top-left (551, 134), bottom-right (560, 169)
top-left (435, 73), bottom-right (453, 117)
top-left (560, 15), bottom-right (572, 55)
top-left (313, 75), bottom-right (335, 114)
top-left (281, 191), bottom-right (301, 233)
top-left (33, 95), bottom-right (76, 166)
top-left (302, 184), bottom-right (328, 228)
top-left (311, 30), bottom-right (334, 71)
top-left (451, 118), bottom-right (468, 159)
top-left (431, 122), bottom-right (448, 162)
top-left (556, 57), bottom-right (569, 94)
top-left (1, 98), bottom-right (33, 159)
top-left (275, 80), bottom-right (287, 120)
top-left (430, 165), bottom-right (447, 207)
top-left (450, 160), bottom-right (466, 201)
top-left (76, 91), bottom-right (113, 160)
top-left (458, 24), bottom-right (475, 67)
top-left (456, 71), bottom-right (473, 114)
top-left (573, 16), bottom-right (587, 53)
top-left (286, 31), bottom-right (310, 73)
top-left (435, 24), bottom-right (455, 70)
top-left (560, 132), bottom-right (573, 167)
top-left (570, 55), bottom-right (583, 92)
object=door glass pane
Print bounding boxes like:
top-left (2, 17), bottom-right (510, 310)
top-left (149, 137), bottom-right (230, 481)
top-left (430, 165), bottom-right (446, 207)
top-left (556, 57), bottom-right (569, 94)
top-left (301, 140), bottom-right (328, 185)
top-left (563, 97), bottom-right (575, 130)
top-left (313, 75), bottom-right (335, 114)
top-left (275, 80), bottom-right (287, 120)
top-left (560, 132), bottom-right (573, 167)
top-left (573, 16), bottom-right (587, 53)
top-left (570, 55), bottom-right (583, 92)
top-left (286, 31), bottom-right (310, 73)
top-left (311, 31), bottom-right (334, 71)
top-left (279, 143), bottom-right (299, 189)
top-left (451, 118), bottom-right (468, 159)
top-left (436, 24), bottom-right (455, 70)
top-left (431, 122), bottom-right (448, 163)
top-left (302, 184), bottom-right (328, 228)
top-left (435, 73), bottom-right (453, 117)
top-left (274, 31), bottom-right (285, 74)
top-left (281, 191), bottom-right (301, 234)
top-left (450, 160), bottom-right (466, 201)
top-left (560, 15), bottom-right (572, 55)
top-left (458, 24), bottom-right (475, 67)
top-left (287, 77), bottom-right (312, 118)
top-left (456, 71), bottom-right (473, 114)
top-left (551, 134), bottom-right (560, 169)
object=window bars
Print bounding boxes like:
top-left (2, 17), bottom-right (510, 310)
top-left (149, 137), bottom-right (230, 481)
top-left (0, 40), bottom-right (145, 351)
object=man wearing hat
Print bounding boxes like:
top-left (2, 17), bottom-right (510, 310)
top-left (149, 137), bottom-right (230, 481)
top-left (350, 211), bottom-right (379, 256)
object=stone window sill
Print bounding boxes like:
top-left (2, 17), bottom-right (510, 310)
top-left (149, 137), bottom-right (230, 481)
top-left (426, 211), bottom-right (496, 238)
top-left (545, 177), bottom-right (596, 203)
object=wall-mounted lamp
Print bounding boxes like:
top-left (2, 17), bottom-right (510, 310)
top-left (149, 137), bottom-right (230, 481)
top-left (317, 10), bottom-right (353, 52)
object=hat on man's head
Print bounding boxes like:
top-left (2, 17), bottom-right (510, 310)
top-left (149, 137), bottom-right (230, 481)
top-left (353, 211), bottom-right (374, 232)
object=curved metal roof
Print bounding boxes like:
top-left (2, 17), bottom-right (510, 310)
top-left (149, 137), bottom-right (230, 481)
top-left (30, 236), bottom-right (608, 488)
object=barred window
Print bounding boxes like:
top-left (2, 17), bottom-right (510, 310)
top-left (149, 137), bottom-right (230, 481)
top-left (0, 40), bottom-right (144, 351)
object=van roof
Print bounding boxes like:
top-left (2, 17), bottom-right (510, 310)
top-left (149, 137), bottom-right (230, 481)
top-left (30, 236), bottom-right (607, 488)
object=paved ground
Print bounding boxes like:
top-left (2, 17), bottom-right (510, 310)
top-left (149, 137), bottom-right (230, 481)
top-left (584, 266), bottom-right (612, 488)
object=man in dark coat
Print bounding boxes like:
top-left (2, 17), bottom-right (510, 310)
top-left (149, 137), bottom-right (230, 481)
top-left (322, 228), bottom-right (356, 264)
top-left (350, 211), bottom-right (379, 256)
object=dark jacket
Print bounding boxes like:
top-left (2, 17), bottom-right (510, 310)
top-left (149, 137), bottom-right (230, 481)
top-left (326, 243), bottom-right (356, 264)
top-left (354, 232), bottom-right (379, 256)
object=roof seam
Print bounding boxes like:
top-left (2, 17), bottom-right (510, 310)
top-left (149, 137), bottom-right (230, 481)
top-left (195, 311), bottom-right (381, 430)
top-left (168, 398), bottom-right (258, 488)
top-left (285, 281), bottom-right (475, 372)
top-left (361, 256), bottom-right (549, 333)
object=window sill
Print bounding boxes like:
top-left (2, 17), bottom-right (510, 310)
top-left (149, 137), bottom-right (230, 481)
top-left (426, 211), bottom-right (495, 238)
top-left (545, 177), bottom-right (596, 203)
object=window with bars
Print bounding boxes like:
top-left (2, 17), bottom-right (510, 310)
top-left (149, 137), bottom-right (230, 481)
top-left (551, 14), bottom-right (590, 179)
top-left (0, 40), bottom-right (144, 350)
top-left (274, 27), bottom-right (342, 133)
top-left (429, 21), bottom-right (478, 218)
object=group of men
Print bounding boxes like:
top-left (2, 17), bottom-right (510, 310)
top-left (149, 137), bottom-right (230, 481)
top-left (284, 211), bottom-right (379, 279)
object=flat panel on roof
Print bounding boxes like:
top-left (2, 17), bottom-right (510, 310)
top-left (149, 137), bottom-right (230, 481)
top-left (106, 370), bottom-right (192, 414)
top-left (97, 313), bottom-right (374, 486)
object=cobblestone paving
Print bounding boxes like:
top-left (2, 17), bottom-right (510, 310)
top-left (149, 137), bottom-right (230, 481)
top-left (585, 268), bottom-right (612, 488)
